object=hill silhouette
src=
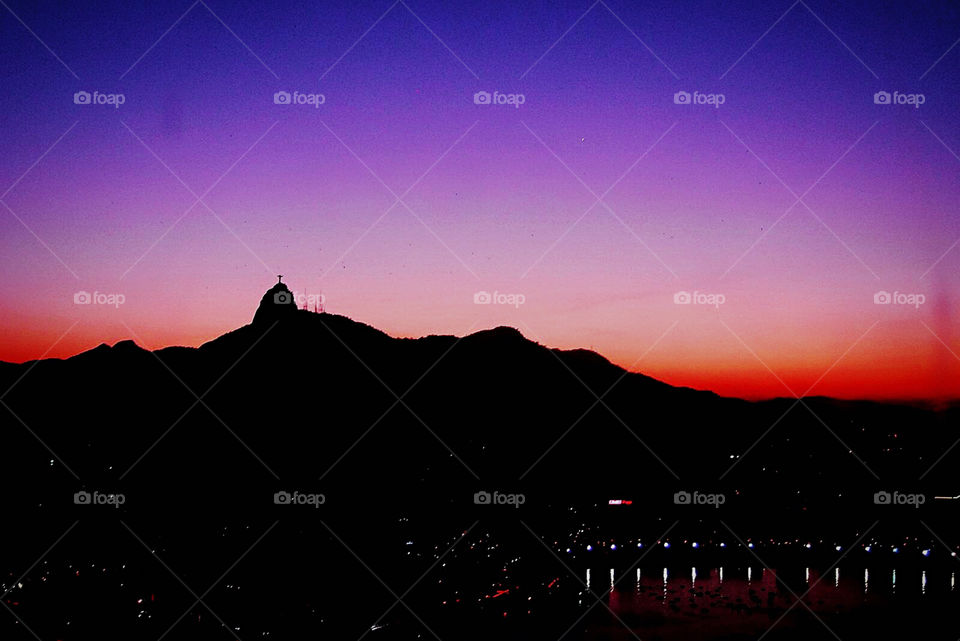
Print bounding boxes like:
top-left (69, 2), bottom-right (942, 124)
top-left (1, 280), bottom-right (957, 523)
top-left (2, 281), bottom-right (960, 640)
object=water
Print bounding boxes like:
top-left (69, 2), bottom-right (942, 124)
top-left (577, 565), bottom-right (958, 639)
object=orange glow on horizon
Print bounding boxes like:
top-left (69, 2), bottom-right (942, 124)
top-left (2, 306), bottom-right (956, 403)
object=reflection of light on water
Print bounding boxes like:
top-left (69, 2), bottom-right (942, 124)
top-left (586, 569), bottom-right (591, 589)
top-left (594, 564), bottom-right (960, 619)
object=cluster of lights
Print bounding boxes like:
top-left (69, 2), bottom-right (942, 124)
top-left (572, 540), bottom-right (951, 555)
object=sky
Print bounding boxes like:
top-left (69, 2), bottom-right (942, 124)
top-left (0, 0), bottom-right (958, 401)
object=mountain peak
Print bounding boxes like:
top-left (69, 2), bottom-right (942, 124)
top-left (252, 276), bottom-right (299, 325)
top-left (467, 326), bottom-right (527, 343)
top-left (113, 339), bottom-right (142, 352)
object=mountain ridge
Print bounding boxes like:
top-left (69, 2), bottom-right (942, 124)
top-left (0, 295), bottom-right (957, 519)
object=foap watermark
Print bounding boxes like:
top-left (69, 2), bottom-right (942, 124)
top-left (674, 490), bottom-right (725, 508)
top-left (674, 290), bottom-right (725, 308)
top-left (473, 90), bottom-right (526, 108)
top-left (674, 90), bottom-right (725, 108)
top-left (273, 290), bottom-right (325, 308)
top-left (874, 290), bottom-right (925, 308)
top-left (74, 291), bottom-right (125, 308)
top-left (274, 90), bottom-right (325, 108)
top-left (73, 90), bottom-right (126, 108)
top-left (474, 290), bottom-right (525, 308)
top-left (74, 490), bottom-right (125, 508)
top-left (873, 91), bottom-right (925, 108)
top-left (474, 490), bottom-right (525, 508)
top-left (274, 490), bottom-right (325, 508)
top-left (874, 490), bottom-right (925, 508)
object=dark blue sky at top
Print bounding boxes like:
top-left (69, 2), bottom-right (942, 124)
top-left (2, 1), bottom-right (959, 193)
top-left (4, 0), bottom-right (954, 221)
top-left (3, 1), bottom-right (959, 108)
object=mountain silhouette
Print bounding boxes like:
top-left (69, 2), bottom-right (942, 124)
top-left (3, 280), bottom-right (959, 641)
top-left (252, 275), bottom-right (299, 325)
top-left (0, 280), bottom-right (957, 524)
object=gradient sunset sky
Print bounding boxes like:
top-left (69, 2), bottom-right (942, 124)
top-left (1, 0), bottom-right (958, 400)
